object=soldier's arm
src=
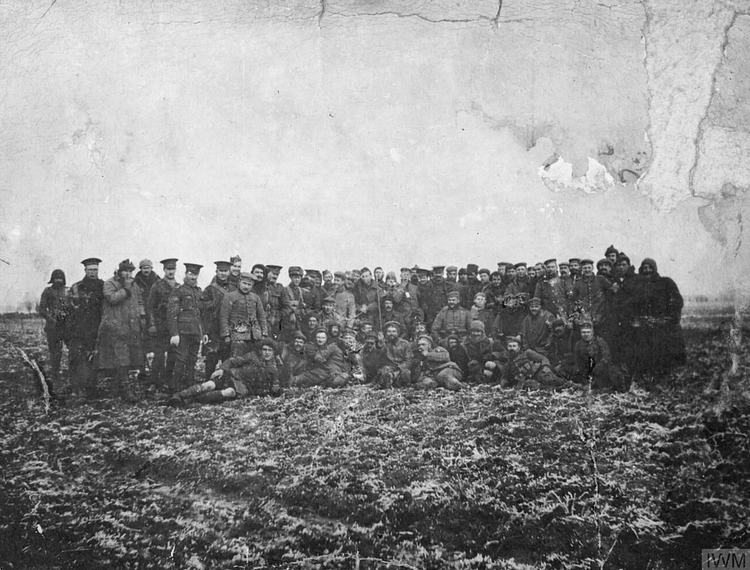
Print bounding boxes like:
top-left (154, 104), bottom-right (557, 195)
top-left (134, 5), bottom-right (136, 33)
top-left (146, 286), bottom-right (159, 329)
top-left (103, 280), bottom-right (128, 305)
top-left (219, 294), bottom-right (232, 339)
top-left (39, 289), bottom-right (51, 321)
top-left (256, 294), bottom-right (268, 336)
top-left (280, 288), bottom-right (293, 317)
top-left (166, 291), bottom-right (180, 337)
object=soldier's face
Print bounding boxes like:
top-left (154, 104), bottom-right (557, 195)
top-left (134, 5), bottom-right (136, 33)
top-left (506, 267), bottom-right (516, 279)
top-left (217, 268), bottom-right (230, 281)
top-left (498, 265), bottom-right (506, 276)
top-left (386, 276), bottom-right (396, 287)
top-left (480, 273), bottom-right (490, 284)
top-left (415, 324), bottom-right (426, 335)
top-left (400, 270), bottom-right (411, 282)
top-left (570, 261), bottom-right (580, 273)
top-left (323, 273), bottom-right (333, 284)
top-left (545, 262), bottom-right (558, 277)
top-left (119, 270), bottom-right (132, 280)
top-left (334, 276), bottom-right (344, 287)
top-left (85, 266), bottom-right (99, 279)
top-left (261, 346), bottom-right (275, 361)
top-left (527, 268), bottom-right (536, 278)
top-left (165, 268), bottom-right (176, 280)
top-left (535, 264), bottom-right (544, 274)
top-left (459, 273), bottom-right (467, 283)
top-left (417, 339), bottom-right (431, 354)
top-left (448, 338), bottom-right (458, 348)
top-left (474, 294), bottom-right (486, 308)
top-left (507, 341), bottom-right (520, 354)
top-left (231, 262), bottom-right (241, 276)
top-left (329, 325), bottom-right (340, 337)
top-left (491, 274), bottom-right (502, 286)
top-left (529, 304), bottom-right (541, 316)
top-left (516, 266), bottom-right (526, 278)
top-left (470, 329), bottom-right (483, 341)
top-left (418, 275), bottom-right (429, 285)
top-left (607, 253), bottom-right (617, 264)
top-left (141, 265), bottom-right (153, 276)
top-left (315, 332), bottom-right (327, 346)
top-left (361, 271), bottom-right (372, 285)
top-left (384, 300), bottom-right (393, 311)
top-left (252, 267), bottom-right (265, 281)
top-left (581, 328), bottom-right (594, 341)
top-left (560, 266), bottom-right (570, 277)
top-left (361, 323), bottom-right (373, 333)
top-left (268, 271), bottom-right (279, 284)
top-left (290, 275), bottom-right (301, 286)
top-left (447, 269), bottom-right (457, 281)
top-left (433, 272), bottom-right (444, 282)
top-left (323, 302), bottom-right (334, 314)
top-left (239, 279), bottom-right (253, 293)
top-left (640, 264), bottom-right (654, 276)
top-left (552, 325), bottom-right (565, 337)
top-left (374, 268), bottom-right (384, 281)
top-left (447, 296), bottom-right (459, 309)
top-left (185, 271), bottom-right (197, 286)
top-left (581, 264), bottom-right (594, 277)
top-left (293, 338), bottom-right (306, 351)
top-left (312, 275), bottom-right (322, 287)
top-left (308, 316), bottom-right (319, 329)
top-left (385, 326), bottom-right (398, 341)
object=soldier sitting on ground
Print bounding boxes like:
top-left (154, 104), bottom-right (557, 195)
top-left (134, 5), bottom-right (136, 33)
top-left (166, 338), bottom-right (280, 406)
top-left (572, 320), bottom-right (627, 391)
top-left (293, 328), bottom-right (350, 388)
top-left (502, 336), bottom-right (568, 390)
top-left (377, 321), bottom-right (414, 389)
top-left (413, 335), bottom-right (464, 391)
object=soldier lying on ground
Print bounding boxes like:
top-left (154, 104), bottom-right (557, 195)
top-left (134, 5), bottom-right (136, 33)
top-left (166, 338), bottom-right (280, 407)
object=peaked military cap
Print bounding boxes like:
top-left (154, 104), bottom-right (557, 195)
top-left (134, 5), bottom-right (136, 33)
top-left (214, 261), bottom-right (232, 270)
top-left (529, 297), bottom-right (542, 306)
top-left (239, 271), bottom-right (257, 282)
top-left (558, 261), bottom-right (570, 267)
top-left (505, 335), bottom-right (522, 345)
top-left (288, 266), bottom-right (303, 277)
top-left (160, 258), bottom-right (178, 269)
top-left (306, 269), bottom-right (322, 278)
top-left (334, 270), bottom-right (346, 278)
top-left (400, 267), bottom-right (412, 273)
top-left (81, 257), bottom-right (102, 267)
top-left (568, 258), bottom-right (581, 264)
top-left (466, 264), bottom-right (479, 274)
top-left (478, 268), bottom-right (490, 275)
top-left (446, 266), bottom-right (457, 272)
top-left (265, 264), bottom-right (283, 273)
top-left (514, 262), bottom-right (527, 268)
top-left (544, 258), bottom-right (557, 265)
top-left (580, 258), bottom-right (595, 266)
top-left (322, 295), bottom-right (335, 304)
top-left (432, 265), bottom-right (445, 274)
top-left (597, 258), bottom-right (613, 267)
top-left (458, 267), bottom-right (467, 275)
top-left (360, 266), bottom-right (371, 274)
top-left (497, 261), bottom-right (510, 268)
top-left (416, 268), bottom-right (431, 276)
top-left (447, 290), bottom-right (460, 300)
top-left (184, 263), bottom-right (203, 274)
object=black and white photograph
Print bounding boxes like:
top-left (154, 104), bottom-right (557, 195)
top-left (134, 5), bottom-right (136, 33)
top-left (1, 0), bottom-right (749, 568)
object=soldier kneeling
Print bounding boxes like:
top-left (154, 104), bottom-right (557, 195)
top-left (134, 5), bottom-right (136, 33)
top-left (166, 338), bottom-right (280, 406)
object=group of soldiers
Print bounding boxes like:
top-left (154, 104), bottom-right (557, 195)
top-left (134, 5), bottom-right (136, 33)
top-left (37, 245), bottom-right (686, 404)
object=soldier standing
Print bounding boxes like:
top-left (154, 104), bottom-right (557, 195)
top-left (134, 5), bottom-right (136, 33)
top-left (39, 268), bottom-right (73, 391)
top-left (95, 260), bottom-right (145, 402)
top-left (220, 272), bottom-right (268, 357)
top-left (147, 258), bottom-right (179, 392)
top-left (265, 264), bottom-right (288, 340)
top-left (68, 258), bottom-right (104, 397)
top-left (202, 261), bottom-right (236, 381)
top-left (167, 263), bottom-right (206, 392)
top-left (280, 266), bottom-right (306, 344)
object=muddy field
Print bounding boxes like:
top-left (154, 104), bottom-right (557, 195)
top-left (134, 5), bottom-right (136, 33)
top-left (0, 309), bottom-right (748, 569)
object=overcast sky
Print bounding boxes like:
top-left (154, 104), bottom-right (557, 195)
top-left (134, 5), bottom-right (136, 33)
top-left (0, 2), bottom-right (738, 311)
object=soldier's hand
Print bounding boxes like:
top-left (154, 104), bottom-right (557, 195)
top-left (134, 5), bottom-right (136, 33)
top-left (148, 325), bottom-right (157, 336)
top-left (223, 336), bottom-right (230, 344)
top-left (170, 335), bottom-right (180, 347)
top-left (211, 369), bottom-right (224, 380)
